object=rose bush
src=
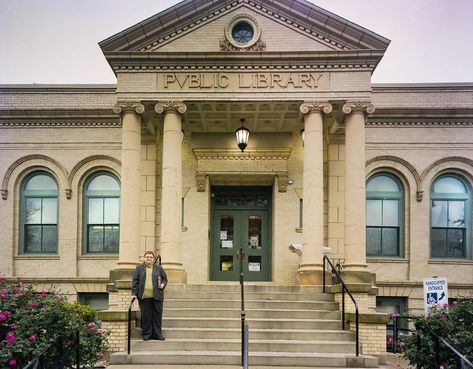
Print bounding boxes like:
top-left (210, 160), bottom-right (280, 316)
top-left (0, 275), bottom-right (108, 368)
top-left (401, 298), bottom-right (473, 369)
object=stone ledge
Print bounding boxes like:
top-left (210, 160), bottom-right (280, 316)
top-left (345, 312), bottom-right (390, 324)
top-left (328, 283), bottom-right (378, 294)
top-left (98, 310), bottom-right (137, 322)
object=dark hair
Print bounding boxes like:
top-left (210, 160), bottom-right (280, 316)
top-left (144, 250), bottom-right (155, 257)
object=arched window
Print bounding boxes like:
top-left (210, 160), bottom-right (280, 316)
top-left (431, 175), bottom-right (471, 258)
top-left (20, 171), bottom-right (58, 254)
top-left (83, 173), bottom-right (120, 254)
top-left (366, 174), bottom-right (403, 257)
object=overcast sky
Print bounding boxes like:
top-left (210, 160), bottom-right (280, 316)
top-left (1, 0), bottom-right (472, 85)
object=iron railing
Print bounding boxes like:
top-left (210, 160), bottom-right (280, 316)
top-left (238, 247), bottom-right (249, 369)
top-left (322, 255), bottom-right (359, 356)
top-left (22, 331), bottom-right (80, 369)
top-left (127, 296), bottom-right (137, 355)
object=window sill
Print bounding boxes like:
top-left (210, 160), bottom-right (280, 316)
top-left (428, 259), bottom-right (473, 265)
top-left (78, 255), bottom-right (119, 260)
top-left (15, 255), bottom-right (60, 260)
top-left (367, 258), bottom-right (408, 263)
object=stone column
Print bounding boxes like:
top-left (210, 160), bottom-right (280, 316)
top-left (298, 101), bottom-right (332, 285)
top-left (155, 101), bottom-right (187, 283)
top-left (113, 101), bottom-right (145, 270)
top-left (342, 101), bottom-right (375, 273)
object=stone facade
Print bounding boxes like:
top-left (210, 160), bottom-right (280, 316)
top-left (1, 0), bottom-right (473, 357)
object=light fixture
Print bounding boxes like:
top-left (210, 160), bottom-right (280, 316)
top-left (235, 118), bottom-right (250, 152)
top-left (300, 128), bottom-right (305, 145)
top-left (181, 128), bottom-right (185, 142)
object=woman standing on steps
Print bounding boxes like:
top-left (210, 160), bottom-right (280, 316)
top-left (132, 250), bottom-right (168, 341)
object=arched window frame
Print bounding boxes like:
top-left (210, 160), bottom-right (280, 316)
top-left (82, 172), bottom-right (120, 254)
top-left (430, 174), bottom-right (471, 259)
top-left (19, 170), bottom-right (59, 254)
top-left (366, 173), bottom-right (404, 258)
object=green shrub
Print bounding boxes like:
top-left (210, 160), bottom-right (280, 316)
top-left (401, 299), bottom-right (473, 369)
top-left (0, 275), bottom-right (108, 368)
top-left (71, 303), bottom-right (97, 322)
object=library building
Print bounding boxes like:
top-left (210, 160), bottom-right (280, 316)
top-left (1, 0), bottom-right (472, 365)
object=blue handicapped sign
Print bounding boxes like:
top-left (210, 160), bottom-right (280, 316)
top-left (427, 292), bottom-right (438, 305)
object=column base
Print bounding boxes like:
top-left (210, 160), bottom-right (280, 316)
top-left (297, 270), bottom-right (326, 285)
top-left (164, 268), bottom-right (187, 284)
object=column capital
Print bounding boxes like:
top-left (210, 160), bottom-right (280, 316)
top-left (342, 101), bottom-right (375, 116)
top-left (112, 101), bottom-right (145, 115)
top-left (155, 101), bottom-right (187, 115)
top-left (300, 101), bottom-right (333, 115)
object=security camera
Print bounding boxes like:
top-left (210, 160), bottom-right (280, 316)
top-left (289, 243), bottom-right (303, 257)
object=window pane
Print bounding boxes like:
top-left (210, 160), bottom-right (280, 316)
top-left (219, 215), bottom-right (234, 249)
top-left (447, 229), bottom-right (465, 257)
top-left (104, 226), bottom-right (119, 253)
top-left (367, 200), bottom-right (382, 226)
top-left (448, 201), bottom-right (465, 228)
top-left (433, 177), bottom-right (466, 194)
top-left (25, 225), bottom-right (41, 252)
top-left (25, 198), bottom-right (42, 224)
top-left (248, 215), bottom-right (262, 249)
top-left (242, 194), bottom-right (256, 207)
top-left (104, 198), bottom-right (120, 224)
top-left (431, 201), bottom-right (447, 227)
top-left (382, 228), bottom-right (399, 256)
top-left (25, 174), bottom-right (57, 191)
top-left (367, 227), bottom-right (381, 255)
top-left (220, 255), bottom-right (233, 271)
top-left (88, 226), bottom-right (104, 252)
top-left (367, 175), bottom-right (400, 192)
top-left (42, 225), bottom-right (57, 252)
top-left (42, 198), bottom-right (57, 224)
top-left (87, 175), bottom-right (119, 191)
top-left (88, 198), bottom-right (104, 224)
top-left (383, 200), bottom-right (399, 226)
top-left (431, 229), bottom-right (447, 257)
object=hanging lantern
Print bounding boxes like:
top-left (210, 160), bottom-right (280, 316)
top-left (300, 128), bottom-right (305, 146)
top-left (235, 118), bottom-right (250, 152)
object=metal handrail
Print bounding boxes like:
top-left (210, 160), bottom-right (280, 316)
top-left (323, 255), bottom-right (359, 356)
top-left (238, 247), bottom-right (249, 369)
top-left (417, 323), bottom-right (473, 369)
top-left (22, 331), bottom-right (80, 369)
top-left (127, 296), bottom-right (137, 355)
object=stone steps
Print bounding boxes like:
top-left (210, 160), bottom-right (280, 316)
top-left (111, 284), bottom-right (377, 368)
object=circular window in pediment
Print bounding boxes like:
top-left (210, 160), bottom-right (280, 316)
top-left (225, 14), bottom-right (261, 49)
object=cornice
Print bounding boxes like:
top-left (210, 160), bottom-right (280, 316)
top-left (366, 121), bottom-right (473, 127)
top-left (0, 120), bottom-right (121, 128)
top-left (193, 148), bottom-right (291, 160)
top-left (106, 50), bottom-right (382, 73)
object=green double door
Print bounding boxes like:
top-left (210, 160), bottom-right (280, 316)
top-left (210, 187), bottom-right (271, 281)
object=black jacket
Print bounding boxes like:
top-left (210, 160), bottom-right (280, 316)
top-left (132, 263), bottom-right (168, 301)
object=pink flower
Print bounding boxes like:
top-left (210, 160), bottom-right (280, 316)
top-left (66, 339), bottom-right (74, 346)
top-left (400, 341), bottom-right (405, 348)
top-left (17, 282), bottom-right (24, 288)
top-left (4, 311), bottom-right (11, 317)
top-left (97, 328), bottom-right (106, 335)
top-left (0, 293), bottom-right (6, 299)
top-left (6, 332), bottom-right (16, 345)
top-left (443, 303), bottom-right (449, 309)
top-left (10, 323), bottom-right (17, 329)
top-left (14, 294), bottom-right (20, 298)
top-left (388, 336), bottom-right (394, 345)
top-left (29, 335), bottom-right (37, 343)
top-left (87, 322), bottom-right (97, 331)
top-left (390, 312), bottom-right (398, 320)
top-left (453, 300), bottom-right (459, 305)
top-left (98, 352), bottom-right (105, 360)
top-left (439, 315), bottom-right (448, 321)
top-left (0, 313), bottom-right (6, 321)
top-left (28, 302), bottom-right (38, 308)
top-left (8, 359), bottom-right (16, 367)
top-left (2, 288), bottom-right (8, 294)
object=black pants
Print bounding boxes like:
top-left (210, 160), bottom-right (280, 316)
top-left (138, 298), bottom-right (163, 339)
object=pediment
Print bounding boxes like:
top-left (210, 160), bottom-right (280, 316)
top-left (100, 0), bottom-right (390, 54)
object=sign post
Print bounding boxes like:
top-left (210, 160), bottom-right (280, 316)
top-left (423, 277), bottom-right (448, 314)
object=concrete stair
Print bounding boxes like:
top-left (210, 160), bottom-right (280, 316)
top-left (109, 284), bottom-right (378, 368)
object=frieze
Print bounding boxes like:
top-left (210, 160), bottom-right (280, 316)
top-left (219, 39), bottom-right (266, 51)
top-left (159, 72), bottom-right (329, 91)
top-left (366, 121), bottom-right (473, 127)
